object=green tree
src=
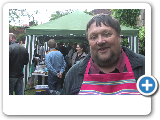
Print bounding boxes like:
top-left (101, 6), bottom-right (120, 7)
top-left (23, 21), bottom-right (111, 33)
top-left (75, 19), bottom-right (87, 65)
top-left (9, 9), bottom-right (39, 28)
top-left (121, 38), bottom-right (129, 47)
top-left (17, 33), bottom-right (26, 43)
top-left (111, 9), bottom-right (145, 55)
top-left (139, 26), bottom-right (145, 55)
top-left (83, 9), bottom-right (94, 16)
top-left (111, 9), bottom-right (140, 28)
top-left (49, 9), bottom-right (74, 21)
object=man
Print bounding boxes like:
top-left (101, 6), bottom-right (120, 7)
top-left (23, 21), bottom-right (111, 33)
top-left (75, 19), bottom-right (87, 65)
top-left (59, 42), bottom-right (68, 58)
top-left (45, 39), bottom-right (66, 92)
top-left (39, 46), bottom-right (45, 60)
top-left (66, 42), bottom-right (73, 54)
top-left (9, 33), bottom-right (29, 95)
top-left (62, 14), bottom-right (145, 95)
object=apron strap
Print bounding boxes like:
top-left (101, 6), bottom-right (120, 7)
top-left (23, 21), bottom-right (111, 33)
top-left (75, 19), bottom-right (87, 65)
top-left (124, 53), bottom-right (133, 72)
top-left (85, 60), bottom-right (90, 74)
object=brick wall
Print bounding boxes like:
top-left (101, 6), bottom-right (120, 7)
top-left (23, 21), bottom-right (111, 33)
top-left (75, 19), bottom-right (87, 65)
top-left (9, 27), bottom-right (28, 37)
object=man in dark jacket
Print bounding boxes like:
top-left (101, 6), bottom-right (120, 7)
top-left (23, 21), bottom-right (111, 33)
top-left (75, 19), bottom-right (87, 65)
top-left (62, 14), bottom-right (145, 95)
top-left (9, 33), bottom-right (29, 95)
top-left (59, 42), bottom-right (68, 58)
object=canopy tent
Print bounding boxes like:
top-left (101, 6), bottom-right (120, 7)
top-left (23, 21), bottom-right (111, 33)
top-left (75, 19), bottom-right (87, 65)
top-left (26, 10), bottom-right (92, 37)
top-left (23, 10), bottom-right (139, 91)
top-left (26, 10), bottom-right (139, 38)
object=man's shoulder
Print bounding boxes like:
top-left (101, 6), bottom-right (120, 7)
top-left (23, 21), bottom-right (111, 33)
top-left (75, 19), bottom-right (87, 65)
top-left (10, 42), bottom-right (25, 49)
top-left (69, 53), bottom-right (91, 74)
top-left (122, 46), bottom-right (145, 80)
top-left (48, 50), bottom-right (63, 56)
top-left (63, 54), bottom-right (90, 95)
top-left (122, 46), bottom-right (145, 69)
top-left (62, 62), bottom-right (81, 95)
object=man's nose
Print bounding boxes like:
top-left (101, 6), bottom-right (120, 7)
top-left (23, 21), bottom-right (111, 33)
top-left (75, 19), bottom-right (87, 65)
top-left (97, 35), bottom-right (105, 45)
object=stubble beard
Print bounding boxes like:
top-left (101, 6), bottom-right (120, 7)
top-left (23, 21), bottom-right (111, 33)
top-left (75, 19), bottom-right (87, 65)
top-left (91, 48), bottom-right (121, 68)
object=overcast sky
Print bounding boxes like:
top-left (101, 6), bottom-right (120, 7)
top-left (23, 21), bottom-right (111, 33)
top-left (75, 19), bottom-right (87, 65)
top-left (10, 8), bottom-right (94, 26)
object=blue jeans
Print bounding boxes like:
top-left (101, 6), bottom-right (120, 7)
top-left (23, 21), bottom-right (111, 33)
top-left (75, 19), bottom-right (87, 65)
top-left (48, 73), bottom-right (60, 91)
top-left (9, 77), bottom-right (23, 95)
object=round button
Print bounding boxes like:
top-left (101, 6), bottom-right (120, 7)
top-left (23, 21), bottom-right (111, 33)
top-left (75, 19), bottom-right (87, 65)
top-left (137, 75), bottom-right (158, 96)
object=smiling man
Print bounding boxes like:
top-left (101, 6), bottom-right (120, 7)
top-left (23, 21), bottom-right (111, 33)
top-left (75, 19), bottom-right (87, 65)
top-left (62, 14), bottom-right (145, 95)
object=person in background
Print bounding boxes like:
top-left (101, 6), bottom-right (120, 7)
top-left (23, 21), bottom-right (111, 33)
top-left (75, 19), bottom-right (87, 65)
top-left (55, 43), bottom-right (60, 51)
top-left (59, 42), bottom-right (68, 58)
top-left (67, 43), bottom-right (77, 69)
top-left (71, 43), bottom-right (87, 66)
top-left (39, 46), bottom-right (45, 60)
top-left (66, 42), bottom-right (73, 54)
top-left (45, 39), bottom-right (66, 92)
top-left (83, 43), bottom-right (90, 54)
top-left (30, 49), bottom-right (41, 86)
top-left (9, 33), bottom-right (29, 95)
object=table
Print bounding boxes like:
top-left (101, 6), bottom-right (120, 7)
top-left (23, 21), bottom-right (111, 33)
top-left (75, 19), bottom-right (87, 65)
top-left (32, 73), bottom-right (48, 85)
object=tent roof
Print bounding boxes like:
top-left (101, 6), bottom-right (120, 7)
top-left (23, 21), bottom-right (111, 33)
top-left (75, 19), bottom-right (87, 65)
top-left (26, 10), bottom-right (92, 36)
top-left (26, 10), bottom-right (139, 37)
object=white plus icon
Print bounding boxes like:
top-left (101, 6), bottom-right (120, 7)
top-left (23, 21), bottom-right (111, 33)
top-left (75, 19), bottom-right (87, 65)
top-left (142, 79), bottom-right (153, 91)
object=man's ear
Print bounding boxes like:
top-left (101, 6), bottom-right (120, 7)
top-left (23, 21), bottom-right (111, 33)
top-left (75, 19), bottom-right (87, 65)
top-left (118, 34), bottom-right (121, 43)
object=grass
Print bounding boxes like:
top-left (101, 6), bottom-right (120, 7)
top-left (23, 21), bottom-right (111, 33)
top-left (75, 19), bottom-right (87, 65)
top-left (13, 89), bottom-right (36, 95)
top-left (25, 89), bottom-right (36, 95)
top-left (13, 80), bottom-right (38, 95)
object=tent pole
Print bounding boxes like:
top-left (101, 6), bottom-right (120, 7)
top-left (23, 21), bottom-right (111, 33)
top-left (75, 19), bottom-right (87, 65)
top-left (38, 38), bottom-right (40, 54)
top-left (138, 36), bottom-right (139, 54)
top-left (27, 35), bottom-right (31, 87)
top-left (134, 36), bottom-right (136, 53)
top-left (23, 36), bottom-right (28, 94)
top-left (24, 35), bottom-right (29, 92)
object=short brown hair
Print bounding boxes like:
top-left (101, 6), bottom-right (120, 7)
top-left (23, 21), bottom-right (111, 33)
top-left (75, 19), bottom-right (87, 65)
top-left (48, 39), bottom-right (56, 48)
top-left (86, 14), bottom-right (121, 39)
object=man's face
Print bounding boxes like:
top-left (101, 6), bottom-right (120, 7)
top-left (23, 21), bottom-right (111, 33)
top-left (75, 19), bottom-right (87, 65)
top-left (87, 22), bottom-right (122, 67)
top-left (9, 36), bottom-right (15, 43)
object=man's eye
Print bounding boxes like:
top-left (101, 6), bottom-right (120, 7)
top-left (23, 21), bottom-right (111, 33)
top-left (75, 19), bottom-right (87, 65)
top-left (103, 33), bottom-right (111, 37)
top-left (90, 35), bottom-right (97, 40)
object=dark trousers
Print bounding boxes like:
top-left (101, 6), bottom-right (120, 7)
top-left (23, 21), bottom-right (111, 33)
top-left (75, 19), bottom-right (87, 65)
top-left (48, 73), bottom-right (60, 91)
top-left (9, 76), bottom-right (23, 95)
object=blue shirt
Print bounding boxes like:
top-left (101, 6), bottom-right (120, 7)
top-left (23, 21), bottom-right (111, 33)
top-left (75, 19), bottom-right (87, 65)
top-left (45, 48), bottom-right (66, 76)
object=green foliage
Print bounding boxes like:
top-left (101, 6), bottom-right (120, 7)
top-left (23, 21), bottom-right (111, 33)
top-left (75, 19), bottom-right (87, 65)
top-left (139, 26), bottom-right (145, 55)
top-left (111, 9), bottom-right (140, 28)
top-left (121, 38), bottom-right (129, 47)
top-left (9, 9), bottom-right (39, 26)
top-left (49, 9), bottom-right (94, 21)
top-left (50, 11), bottom-right (63, 21)
top-left (111, 9), bottom-right (145, 55)
top-left (84, 9), bottom-right (94, 16)
top-left (49, 10), bottom-right (74, 21)
top-left (9, 9), bottom-right (22, 23)
top-left (17, 33), bottom-right (26, 42)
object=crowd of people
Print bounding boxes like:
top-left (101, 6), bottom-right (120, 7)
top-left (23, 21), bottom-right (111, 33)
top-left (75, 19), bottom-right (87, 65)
top-left (9, 14), bottom-right (145, 95)
top-left (9, 34), bottom-right (88, 95)
top-left (46, 41), bottom-right (90, 92)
